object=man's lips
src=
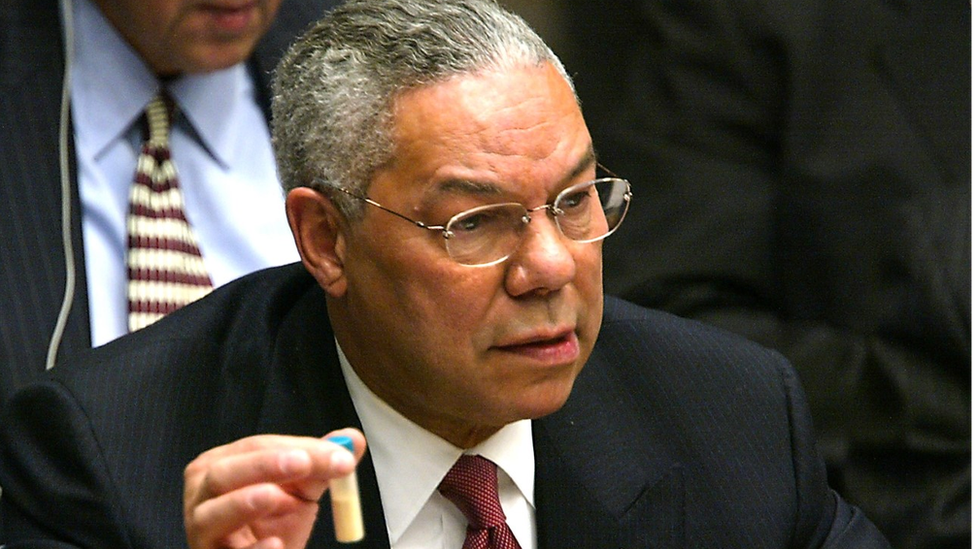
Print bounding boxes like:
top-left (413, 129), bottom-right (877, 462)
top-left (494, 331), bottom-right (580, 363)
top-left (199, 1), bottom-right (259, 32)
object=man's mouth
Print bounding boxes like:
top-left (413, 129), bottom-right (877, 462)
top-left (199, 1), bottom-right (259, 33)
top-left (495, 331), bottom-right (580, 364)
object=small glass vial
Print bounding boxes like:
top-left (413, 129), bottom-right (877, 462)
top-left (327, 435), bottom-right (365, 543)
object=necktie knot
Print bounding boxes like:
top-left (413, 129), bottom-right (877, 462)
top-left (439, 455), bottom-right (507, 529)
top-left (144, 94), bottom-right (174, 148)
top-left (439, 455), bottom-right (521, 549)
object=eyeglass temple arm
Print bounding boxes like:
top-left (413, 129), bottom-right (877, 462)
top-left (597, 162), bottom-right (622, 179)
top-left (328, 185), bottom-right (447, 231)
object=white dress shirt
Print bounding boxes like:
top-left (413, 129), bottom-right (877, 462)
top-left (337, 344), bottom-right (538, 549)
top-left (70, 0), bottom-right (299, 346)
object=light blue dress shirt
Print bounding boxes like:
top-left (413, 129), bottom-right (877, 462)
top-left (70, 0), bottom-right (299, 346)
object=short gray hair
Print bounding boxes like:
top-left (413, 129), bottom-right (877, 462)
top-left (271, 0), bottom-right (574, 219)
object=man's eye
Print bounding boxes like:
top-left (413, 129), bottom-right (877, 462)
top-left (453, 214), bottom-right (485, 233)
top-left (559, 189), bottom-right (591, 211)
top-left (452, 208), bottom-right (514, 234)
top-left (454, 211), bottom-right (500, 233)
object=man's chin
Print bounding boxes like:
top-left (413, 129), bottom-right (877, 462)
top-left (515, 379), bottom-right (578, 421)
top-left (178, 42), bottom-right (258, 74)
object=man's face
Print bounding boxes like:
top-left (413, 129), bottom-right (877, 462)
top-left (93, 0), bottom-right (283, 76)
top-left (331, 63), bottom-right (604, 448)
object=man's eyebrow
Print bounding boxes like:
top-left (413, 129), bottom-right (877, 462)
top-left (426, 147), bottom-right (598, 198)
top-left (568, 147), bottom-right (598, 182)
top-left (432, 178), bottom-right (504, 197)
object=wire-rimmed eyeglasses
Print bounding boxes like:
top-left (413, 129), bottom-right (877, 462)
top-left (322, 172), bottom-right (632, 267)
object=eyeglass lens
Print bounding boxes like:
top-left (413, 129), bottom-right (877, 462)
top-left (444, 178), bottom-right (631, 266)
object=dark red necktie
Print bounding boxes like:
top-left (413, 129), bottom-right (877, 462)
top-left (126, 94), bottom-right (212, 331)
top-left (439, 455), bottom-right (523, 549)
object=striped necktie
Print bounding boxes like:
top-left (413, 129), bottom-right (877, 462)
top-left (439, 455), bottom-right (523, 549)
top-left (126, 94), bottom-right (213, 331)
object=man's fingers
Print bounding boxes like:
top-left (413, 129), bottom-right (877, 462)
top-left (190, 484), bottom-right (288, 541)
top-left (192, 448), bottom-right (313, 503)
top-left (182, 430), bottom-right (366, 549)
top-left (186, 433), bottom-right (362, 504)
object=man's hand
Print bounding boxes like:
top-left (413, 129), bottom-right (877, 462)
top-left (184, 428), bottom-right (366, 549)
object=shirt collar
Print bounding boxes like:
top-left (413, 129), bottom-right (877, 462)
top-left (168, 66), bottom-right (252, 169)
top-left (337, 343), bottom-right (536, 546)
top-left (71, 0), bottom-right (155, 159)
top-left (71, 0), bottom-right (251, 168)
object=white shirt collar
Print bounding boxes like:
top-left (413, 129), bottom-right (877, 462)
top-left (336, 343), bottom-right (536, 546)
top-left (72, 0), bottom-right (250, 168)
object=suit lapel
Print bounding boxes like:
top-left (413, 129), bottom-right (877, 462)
top-left (533, 341), bottom-right (686, 548)
top-left (255, 286), bottom-right (392, 548)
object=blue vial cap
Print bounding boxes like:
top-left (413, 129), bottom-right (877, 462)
top-left (327, 435), bottom-right (354, 453)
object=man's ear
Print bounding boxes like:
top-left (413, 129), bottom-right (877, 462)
top-left (286, 187), bottom-right (348, 298)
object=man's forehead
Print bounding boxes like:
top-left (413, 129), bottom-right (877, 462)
top-left (386, 64), bottom-right (588, 172)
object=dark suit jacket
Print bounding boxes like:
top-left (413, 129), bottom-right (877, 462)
top-left (558, 1), bottom-right (969, 547)
top-left (0, 0), bottom-right (338, 405)
top-left (0, 263), bottom-right (890, 548)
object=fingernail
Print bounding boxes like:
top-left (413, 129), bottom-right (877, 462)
top-left (331, 447), bottom-right (354, 472)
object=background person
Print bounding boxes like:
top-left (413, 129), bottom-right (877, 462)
top-left (0, 0), bottom-right (341, 404)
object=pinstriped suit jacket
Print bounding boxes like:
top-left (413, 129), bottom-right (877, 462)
top-left (0, 264), bottom-right (890, 547)
top-left (0, 0), bottom-right (337, 405)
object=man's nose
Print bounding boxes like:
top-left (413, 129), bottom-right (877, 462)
top-left (503, 212), bottom-right (577, 296)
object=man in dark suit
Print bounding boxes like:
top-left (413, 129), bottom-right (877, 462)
top-left (0, 0), bottom-right (340, 404)
top-left (0, 1), bottom-right (892, 547)
top-left (555, 1), bottom-right (969, 548)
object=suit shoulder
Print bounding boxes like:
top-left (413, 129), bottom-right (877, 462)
top-left (595, 295), bottom-right (797, 413)
top-left (601, 295), bottom-right (786, 361)
top-left (51, 264), bottom-right (319, 383)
